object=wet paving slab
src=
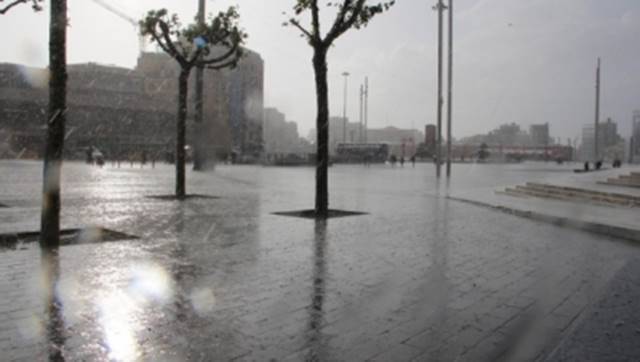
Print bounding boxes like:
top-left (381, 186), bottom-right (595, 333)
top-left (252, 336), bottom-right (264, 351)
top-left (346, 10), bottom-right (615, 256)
top-left (1, 161), bottom-right (640, 361)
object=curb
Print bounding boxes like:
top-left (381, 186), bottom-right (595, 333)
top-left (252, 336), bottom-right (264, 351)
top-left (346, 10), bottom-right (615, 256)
top-left (447, 196), bottom-right (640, 243)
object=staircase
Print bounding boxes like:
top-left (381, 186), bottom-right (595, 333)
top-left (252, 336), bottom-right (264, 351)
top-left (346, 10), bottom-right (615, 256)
top-left (599, 172), bottom-right (640, 189)
top-left (499, 182), bottom-right (640, 208)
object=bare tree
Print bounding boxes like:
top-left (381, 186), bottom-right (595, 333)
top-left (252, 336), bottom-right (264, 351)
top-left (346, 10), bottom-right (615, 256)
top-left (140, 8), bottom-right (246, 198)
top-left (39, 0), bottom-right (67, 250)
top-left (0, 0), bottom-right (42, 14)
top-left (286, 0), bottom-right (395, 217)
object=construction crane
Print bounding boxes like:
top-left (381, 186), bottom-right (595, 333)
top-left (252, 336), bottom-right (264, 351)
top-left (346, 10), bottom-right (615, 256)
top-left (89, 0), bottom-right (146, 55)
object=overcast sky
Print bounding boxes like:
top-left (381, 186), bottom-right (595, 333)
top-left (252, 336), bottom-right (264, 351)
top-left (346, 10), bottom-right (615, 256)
top-left (1, 0), bottom-right (639, 142)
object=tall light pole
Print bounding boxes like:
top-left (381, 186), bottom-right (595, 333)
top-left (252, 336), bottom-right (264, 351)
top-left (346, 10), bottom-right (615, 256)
top-left (594, 57), bottom-right (601, 162)
top-left (364, 77), bottom-right (369, 143)
top-left (342, 72), bottom-right (350, 144)
top-left (434, 0), bottom-right (446, 178)
top-left (359, 83), bottom-right (364, 143)
top-left (445, 0), bottom-right (453, 177)
top-left (193, 0), bottom-right (206, 170)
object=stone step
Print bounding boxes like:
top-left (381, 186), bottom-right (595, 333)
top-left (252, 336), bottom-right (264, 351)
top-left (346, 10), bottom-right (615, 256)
top-left (526, 182), bottom-right (640, 205)
top-left (515, 185), bottom-right (636, 207)
top-left (508, 187), bottom-right (579, 203)
top-left (603, 178), bottom-right (640, 188)
top-left (618, 175), bottom-right (640, 183)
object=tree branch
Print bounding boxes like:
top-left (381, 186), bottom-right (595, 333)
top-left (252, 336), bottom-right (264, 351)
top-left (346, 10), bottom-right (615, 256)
top-left (289, 18), bottom-right (313, 40)
top-left (198, 42), bottom-right (240, 66)
top-left (325, 0), bottom-right (366, 45)
top-left (187, 47), bottom-right (204, 67)
top-left (0, 0), bottom-right (30, 14)
top-left (148, 29), bottom-right (178, 60)
top-left (326, 0), bottom-right (353, 39)
top-left (206, 57), bottom-right (239, 70)
top-left (158, 20), bottom-right (186, 64)
top-left (310, 0), bottom-right (321, 42)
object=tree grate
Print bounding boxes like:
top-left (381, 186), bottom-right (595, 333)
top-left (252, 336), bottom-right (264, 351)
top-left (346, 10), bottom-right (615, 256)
top-left (146, 194), bottom-right (220, 201)
top-left (0, 227), bottom-right (138, 250)
top-left (272, 209), bottom-right (368, 219)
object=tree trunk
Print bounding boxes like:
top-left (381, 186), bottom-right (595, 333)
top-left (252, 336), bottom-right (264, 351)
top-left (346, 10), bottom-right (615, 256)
top-left (176, 68), bottom-right (190, 198)
top-left (39, 0), bottom-right (67, 250)
top-left (313, 47), bottom-right (329, 217)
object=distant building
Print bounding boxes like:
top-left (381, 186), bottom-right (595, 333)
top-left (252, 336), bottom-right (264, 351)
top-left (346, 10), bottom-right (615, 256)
top-left (0, 49), bottom-right (264, 161)
top-left (137, 50), bottom-right (264, 160)
top-left (424, 124), bottom-right (436, 153)
top-left (633, 111), bottom-right (640, 163)
top-left (599, 118), bottom-right (621, 149)
top-left (366, 126), bottom-right (423, 157)
top-left (0, 62), bottom-right (174, 159)
top-left (580, 119), bottom-right (623, 161)
top-left (327, 116), bottom-right (361, 155)
top-left (581, 125), bottom-right (596, 161)
top-left (529, 123), bottom-right (550, 146)
top-left (263, 107), bottom-right (308, 156)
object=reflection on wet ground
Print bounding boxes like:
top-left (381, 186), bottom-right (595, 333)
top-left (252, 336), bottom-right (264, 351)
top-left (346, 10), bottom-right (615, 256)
top-left (1, 161), bottom-right (639, 361)
top-left (41, 248), bottom-right (65, 362)
top-left (306, 220), bottom-right (328, 361)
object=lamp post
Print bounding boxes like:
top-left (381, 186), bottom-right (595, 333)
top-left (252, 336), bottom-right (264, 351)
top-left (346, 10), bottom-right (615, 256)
top-left (193, 0), bottom-right (206, 170)
top-left (364, 77), bottom-right (369, 143)
top-left (445, 0), bottom-right (453, 177)
top-left (594, 58), bottom-right (601, 162)
top-left (342, 72), bottom-right (350, 144)
top-left (434, 0), bottom-right (446, 177)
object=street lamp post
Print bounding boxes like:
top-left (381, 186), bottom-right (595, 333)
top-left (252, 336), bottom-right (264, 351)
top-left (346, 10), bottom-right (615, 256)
top-left (193, 0), bottom-right (206, 170)
top-left (359, 83), bottom-right (364, 143)
top-left (446, 0), bottom-right (453, 177)
top-left (434, 0), bottom-right (446, 178)
top-left (342, 72), bottom-right (350, 144)
top-left (364, 77), bottom-right (369, 144)
top-left (594, 58), bottom-right (601, 162)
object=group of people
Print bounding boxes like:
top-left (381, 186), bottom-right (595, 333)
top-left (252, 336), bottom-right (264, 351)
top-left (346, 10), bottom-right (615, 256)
top-left (388, 155), bottom-right (417, 167)
top-left (583, 159), bottom-right (622, 171)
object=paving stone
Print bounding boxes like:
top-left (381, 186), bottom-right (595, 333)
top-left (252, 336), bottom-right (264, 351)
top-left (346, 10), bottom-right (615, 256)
top-left (0, 162), bottom-right (639, 360)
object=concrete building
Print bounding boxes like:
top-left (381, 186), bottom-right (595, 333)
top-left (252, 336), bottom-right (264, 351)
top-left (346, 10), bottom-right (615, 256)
top-left (599, 118), bottom-right (621, 149)
top-left (530, 123), bottom-right (550, 146)
top-left (0, 49), bottom-right (264, 161)
top-left (580, 119), bottom-right (624, 162)
top-left (366, 126), bottom-right (423, 157)
top-left (424, 124), bottom-right (436, 154)
top-left (327, 116), bottom-right (360, 155)
top-left (223, 49), bottom-right (264, 159)
top-left (581, 125), bottom-right (596, 161)
top-left (632, 111), bottom-right (640, 163)
top-left (137, 50), bottom-right (264, 160)
top-left (263, 107), bottom-right (308, 156)
top-left (308, 119), bottom-right (424, 157)
top-left (0, 62), bottom-right (174, 160)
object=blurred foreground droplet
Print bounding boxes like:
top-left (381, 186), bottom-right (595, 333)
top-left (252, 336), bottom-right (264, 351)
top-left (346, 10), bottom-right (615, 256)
top-left (190, 288), bottom-right (216, 315)
top-left (128, 263), bottom-right (173, 303)
top-left (77, 227), bottom-right (102, 244)
top-left (18, 65), bottom-right (49, 89)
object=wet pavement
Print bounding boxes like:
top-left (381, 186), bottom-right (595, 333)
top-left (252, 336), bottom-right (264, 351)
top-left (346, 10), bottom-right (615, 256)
top-left (1, 160), bottom-right (640, 361)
